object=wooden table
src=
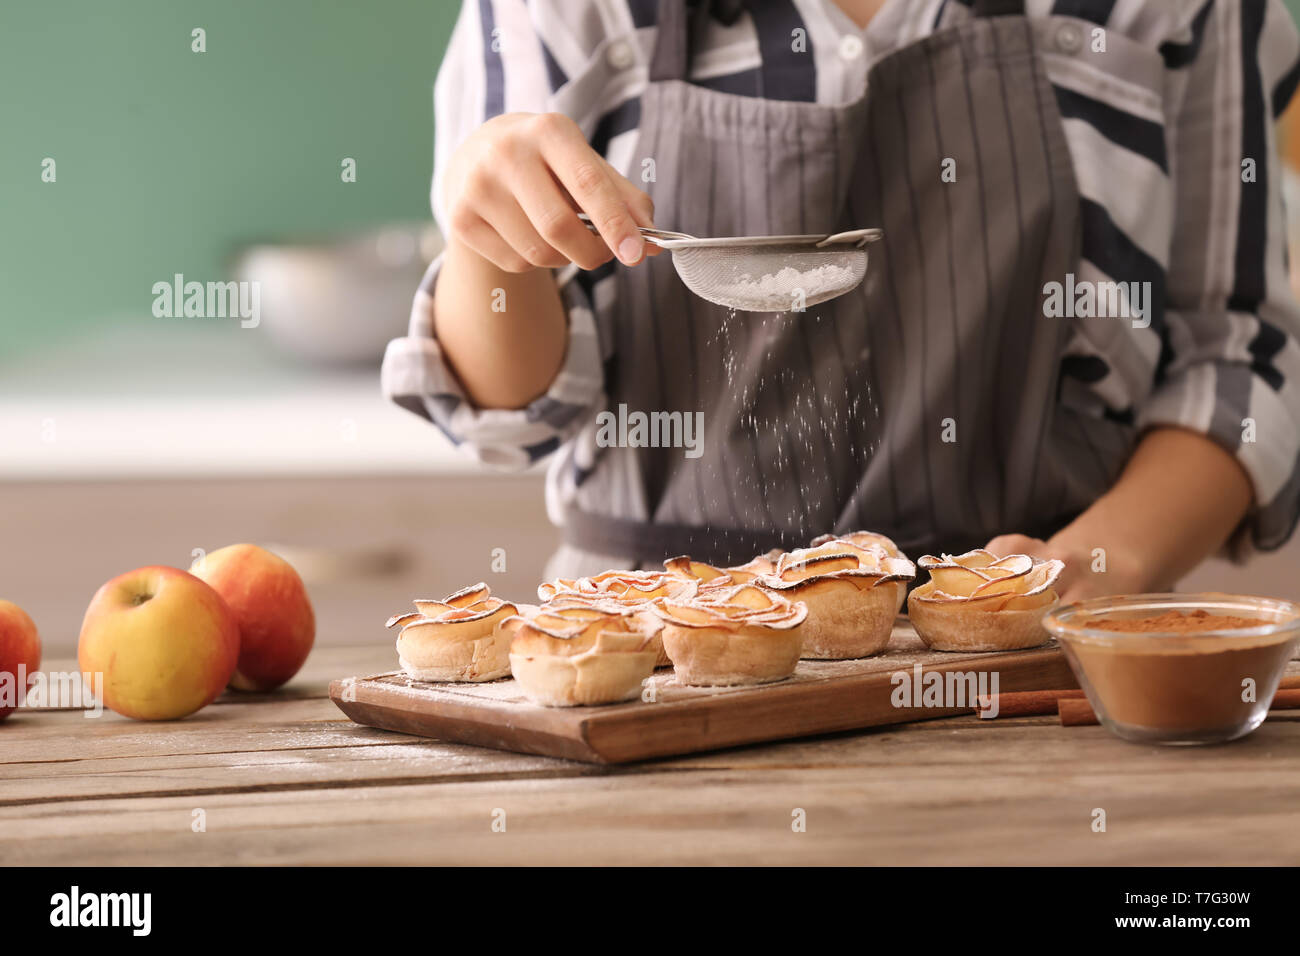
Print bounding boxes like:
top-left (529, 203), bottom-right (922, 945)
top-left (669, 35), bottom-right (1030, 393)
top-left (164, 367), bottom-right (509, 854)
top-left (3, 646), bottom-right (1299, 866)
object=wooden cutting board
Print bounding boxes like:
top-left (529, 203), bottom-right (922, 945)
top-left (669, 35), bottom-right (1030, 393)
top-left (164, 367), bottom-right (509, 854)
top-left (330, 620), bottom-right (1077, 764)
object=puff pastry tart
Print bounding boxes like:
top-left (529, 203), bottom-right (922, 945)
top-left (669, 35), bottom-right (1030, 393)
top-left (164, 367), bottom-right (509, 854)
top-left (908, 550), bottom-right (1064, 652)
top-left (386, 583), bottom-right (517, 682)
top-left (810, 530), bottom-right (907, 559)
top-left (652, 583), bottom-right (807, 686)
top-left (725, 549), bottom-right (783, 583)
top-left (809, 531), bottom-right (911, 611)
top-left (539, 569), bottom-right (697, 667)
top-left (538, 568), bottom-right (692, 603)
top-left (505, 602), bottom-right (660, 707)
top-left (759, 540), bottom-right (915, 659)
top-left (663, 555), bottom-right (738, 589)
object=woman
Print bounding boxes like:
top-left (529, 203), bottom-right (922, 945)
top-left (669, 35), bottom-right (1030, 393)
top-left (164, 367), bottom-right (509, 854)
top-left (383, 0), bottom-right (1300, 601)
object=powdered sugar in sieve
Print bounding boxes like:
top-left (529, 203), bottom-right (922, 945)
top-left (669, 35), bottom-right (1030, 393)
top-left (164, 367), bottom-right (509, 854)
top-left (577, 214), bottom-right (882, 312)
top-left (708, 263), bottom-right (861, 312)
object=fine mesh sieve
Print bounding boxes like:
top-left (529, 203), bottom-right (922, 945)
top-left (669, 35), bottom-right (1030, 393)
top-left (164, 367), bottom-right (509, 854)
top-left (578, 215), bottom-right (883, 312)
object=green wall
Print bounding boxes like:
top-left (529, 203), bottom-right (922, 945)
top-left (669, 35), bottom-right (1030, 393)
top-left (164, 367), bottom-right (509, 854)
top-left (0, 0), bottom-right (459, 354)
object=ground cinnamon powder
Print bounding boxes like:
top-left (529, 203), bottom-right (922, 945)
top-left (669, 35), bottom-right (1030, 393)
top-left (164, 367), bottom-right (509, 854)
top-left (1062, 611), bottom-right (1297, 736)
top-left (1089, 609), bottom-right (1271, 632)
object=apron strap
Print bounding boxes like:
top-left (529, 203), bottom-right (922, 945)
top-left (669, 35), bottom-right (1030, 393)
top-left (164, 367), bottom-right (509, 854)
top-left (973, 0), bottom-right (1027, 15)
top-left (649, 0), bottom-right (695, 83)
top-left (749, 0), bottom-right (817, 101)
top-left (648, 0), bottom-right (751, 84)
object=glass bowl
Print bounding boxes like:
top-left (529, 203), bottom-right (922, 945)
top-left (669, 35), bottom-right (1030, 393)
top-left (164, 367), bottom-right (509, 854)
top-left (1042, 593), bottom-right (1300, 745)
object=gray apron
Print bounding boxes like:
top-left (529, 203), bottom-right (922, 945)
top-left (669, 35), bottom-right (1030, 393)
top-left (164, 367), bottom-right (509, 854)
top-left (565, 0), bottom-right (1123, 567)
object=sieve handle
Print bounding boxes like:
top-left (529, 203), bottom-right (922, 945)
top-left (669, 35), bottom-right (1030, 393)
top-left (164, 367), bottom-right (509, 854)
top-left (818, 228), bottom-right (884, 248)
top-left (576, 212), bottom-right (691, 244)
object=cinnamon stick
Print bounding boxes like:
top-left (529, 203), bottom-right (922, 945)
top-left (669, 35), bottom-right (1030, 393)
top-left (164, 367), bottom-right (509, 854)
top-left (1259, 689), bottom-right (1299, 709)
top-left (1058, 698), bottom-right (1100, 726)
top-left (975, 689), bottom-right (1086, 718)
top-left (1058, 688), bottom-right (1300, 727)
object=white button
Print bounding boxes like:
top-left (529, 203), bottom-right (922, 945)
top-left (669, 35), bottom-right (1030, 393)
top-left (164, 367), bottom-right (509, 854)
top-left (838, 34), bottom-right (864, 60)
top-left (606, 40), bottom-right (635, 70)
top-left (1055, 23), bottom-right (1083, 53)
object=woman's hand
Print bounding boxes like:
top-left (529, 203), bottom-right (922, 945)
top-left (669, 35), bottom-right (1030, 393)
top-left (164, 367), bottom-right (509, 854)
top-left (432, 112), bottom-right (660, 410)
top-left (441, 112), bottom-right (659, 273)
top-left (984, 533), bottom-right (1149, 604)
top-left (986, 427), bottom-right (1253, 604)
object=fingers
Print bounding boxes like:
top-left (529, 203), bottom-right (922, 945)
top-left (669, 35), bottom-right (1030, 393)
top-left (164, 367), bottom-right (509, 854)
top-left (446, 112), bottom-right (659, 271)
top-left (985, 534), bottom-right (1049, 558)
top-left (509, 162), bottom-right (614, 271)
top-left (447, 207), bottom-right (532, 273)
top-left (605, 159), bottom-right (655, 226)
top-left (474, 180), bottom-right (574, 271)
top-left (537, 115), bottom-right (646, 266)
top-left (605, 160), bottom-right (662, 256)
top-left (1059, 582), bottom-right (1090, 604)
top-left (988, 533), bottom-right (1088, 600)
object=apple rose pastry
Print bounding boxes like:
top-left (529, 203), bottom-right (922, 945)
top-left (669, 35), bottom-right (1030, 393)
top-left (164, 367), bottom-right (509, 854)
top-left (810, 529), bottom-right (907, 559)
top-left (652, 583), bottom-right (807, 686)
top-left (386, 583), bottom-right (517, 682)
top-left (506, 603), bottom-right (660, 707)
top-left (537, 568), bottom-right (689, 603)
top-left (908, 550), bottom-right (1065, 652)
top-left (539, 569), bottom-right (697, 667)
top-left (725, 549), bottom-right (783, 583)
top-left (759, 541), bottom-right (915, 659)
top-left (663, 555), bottom-right (737, 589)
top-left (808, 531), bottom-right (911, 612)
top-left (531, 590), bottom-right (669, 663)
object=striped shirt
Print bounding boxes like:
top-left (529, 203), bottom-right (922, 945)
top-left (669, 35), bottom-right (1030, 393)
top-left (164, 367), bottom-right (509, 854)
top-left (382, 0), bottom-right (1300, 566)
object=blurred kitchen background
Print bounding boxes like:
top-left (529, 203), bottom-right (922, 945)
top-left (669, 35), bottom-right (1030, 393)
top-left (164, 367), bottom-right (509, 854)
top-left (0, 0), bottom-right (554, 654)
top-left (4, 0), bottom-right (1300, 654)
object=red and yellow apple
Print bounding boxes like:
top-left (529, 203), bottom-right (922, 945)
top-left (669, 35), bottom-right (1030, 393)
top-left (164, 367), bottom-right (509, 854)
top-left (78, 566), bottom-right (239, 720)
top-left (0, 600), bottom-right (41, 719)
top-left (192, 544), bottom-right (315, 691)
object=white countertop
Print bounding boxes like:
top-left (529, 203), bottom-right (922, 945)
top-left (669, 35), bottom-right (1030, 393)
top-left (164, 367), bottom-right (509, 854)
top-left (0, 319), bottom-right (492, 480)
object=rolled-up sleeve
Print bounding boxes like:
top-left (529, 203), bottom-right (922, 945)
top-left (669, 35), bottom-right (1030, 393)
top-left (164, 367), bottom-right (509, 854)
top-left (1139, 0), bottom-right (1300, 552)
top-left (381, 258), bottom-right (605, 469)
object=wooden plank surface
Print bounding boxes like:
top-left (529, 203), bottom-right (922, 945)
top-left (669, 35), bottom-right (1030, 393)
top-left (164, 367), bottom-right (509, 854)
top-left (330, 623), bottom-right (1077, 763)
top-left (2, 645), bottom-right (1299, 865)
